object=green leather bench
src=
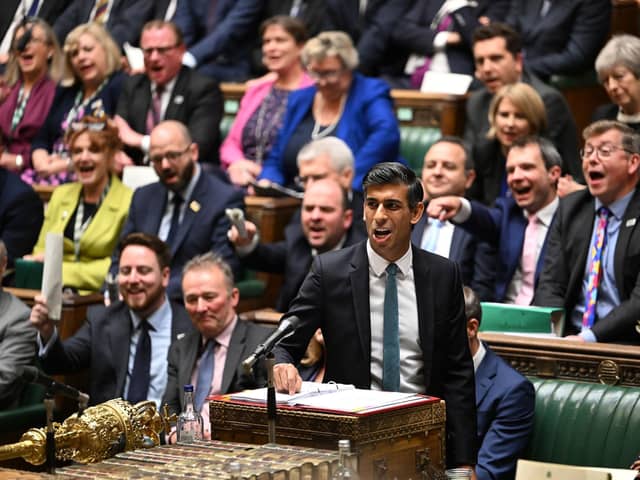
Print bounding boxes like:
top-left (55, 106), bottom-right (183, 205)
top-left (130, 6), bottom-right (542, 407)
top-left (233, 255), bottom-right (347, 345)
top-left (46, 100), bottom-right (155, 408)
top-left (0, 383), bottom-right (46, 441)
top-left (527, 378), bottom-right (640, 469)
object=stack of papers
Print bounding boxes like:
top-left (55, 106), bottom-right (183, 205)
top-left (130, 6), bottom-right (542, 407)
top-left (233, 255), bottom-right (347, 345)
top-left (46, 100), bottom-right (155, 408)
top-left (229, 382), bottom-right (431, 414)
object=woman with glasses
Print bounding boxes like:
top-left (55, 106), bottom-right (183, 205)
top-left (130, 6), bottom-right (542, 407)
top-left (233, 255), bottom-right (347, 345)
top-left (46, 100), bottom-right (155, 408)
top-left (220, 16), bottom-right (312, 187)
top-left (27, 22), bottom-right (125, 185)
top-left (0, 18), bottom-right (63, 176)
top-left (258, 30), bottom-right (401, 192)
top-left (25, 116), bottom-right (132, 294)
top-left (593, 35), bottom-right (640, 132)
top-left (470, 82), bottom-right (548, 205)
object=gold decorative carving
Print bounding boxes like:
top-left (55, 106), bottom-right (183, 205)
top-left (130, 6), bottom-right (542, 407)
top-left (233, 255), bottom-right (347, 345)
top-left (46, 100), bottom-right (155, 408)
top-left (597, 360), bottom-right (621, 385)
top-left (0, 399), bottom-right (163, 465)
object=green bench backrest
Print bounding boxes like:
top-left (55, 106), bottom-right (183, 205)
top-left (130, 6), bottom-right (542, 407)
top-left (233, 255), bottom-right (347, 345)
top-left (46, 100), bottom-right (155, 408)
top-left (528, 378), bottom-right (640, 469)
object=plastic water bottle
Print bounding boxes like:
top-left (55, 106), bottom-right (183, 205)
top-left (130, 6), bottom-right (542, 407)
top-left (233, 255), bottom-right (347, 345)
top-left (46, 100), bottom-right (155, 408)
top-left (176, 384), bottom-right (203, 442)
top-left (331, 439), bottom-right (360, 479)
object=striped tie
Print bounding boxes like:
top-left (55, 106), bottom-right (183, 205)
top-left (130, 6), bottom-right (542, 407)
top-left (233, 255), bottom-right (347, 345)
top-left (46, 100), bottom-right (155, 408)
top-left (93, 0), bottom-right (109, 24)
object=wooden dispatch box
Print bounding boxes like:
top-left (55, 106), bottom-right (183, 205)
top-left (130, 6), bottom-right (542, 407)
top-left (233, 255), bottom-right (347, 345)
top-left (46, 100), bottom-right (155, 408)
top-left (210, 395), bottom-right (446, 480)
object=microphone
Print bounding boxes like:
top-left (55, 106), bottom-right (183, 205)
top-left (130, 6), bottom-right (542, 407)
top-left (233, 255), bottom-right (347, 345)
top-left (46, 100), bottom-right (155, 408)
top-left (20, 366), bottom-right (90, 405)
top-left (242, 316), bottom-right (301, 373)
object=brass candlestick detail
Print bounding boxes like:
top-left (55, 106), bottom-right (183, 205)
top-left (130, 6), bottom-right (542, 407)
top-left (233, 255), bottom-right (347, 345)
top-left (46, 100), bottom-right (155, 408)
top-left (0, 399), bottom-right (163, 465)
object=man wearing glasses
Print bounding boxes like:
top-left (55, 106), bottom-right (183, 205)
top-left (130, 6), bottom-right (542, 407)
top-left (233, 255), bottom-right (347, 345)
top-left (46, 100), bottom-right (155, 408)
top-left (110, 120), bottom-right (243, 300)
top-left (534, 120), bottom-right (640, 344)
top-left (115, 20), bottom-right (222, 167)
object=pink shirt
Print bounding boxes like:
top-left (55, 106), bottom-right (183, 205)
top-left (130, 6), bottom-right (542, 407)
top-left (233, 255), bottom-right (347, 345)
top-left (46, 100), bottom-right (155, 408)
top-left (190, 315), bottom-right (238, 438)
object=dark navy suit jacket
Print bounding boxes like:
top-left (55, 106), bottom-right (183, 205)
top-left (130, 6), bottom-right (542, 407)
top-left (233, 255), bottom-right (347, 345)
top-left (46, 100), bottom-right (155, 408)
top-left (391, 0), bottom-right (510, 76)
top-left (505, 0), bottom-right (611, 79)
top-left (111, 171), bottom-right (244, 300)
top-left (458, 197), bottom-right (553, 302)
top-left (475, 344), bottom-right (535, 480)
top-left (0, 168), bottom-right (43, 269)
top-left (53, 0), bottom-right (153, 47)
top-left (173, 0), bottom-right (262, 82)
top-left (412, 212), bottom-right (495, 302)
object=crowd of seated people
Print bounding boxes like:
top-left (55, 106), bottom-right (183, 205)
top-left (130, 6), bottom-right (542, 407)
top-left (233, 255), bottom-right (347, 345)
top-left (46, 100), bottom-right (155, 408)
top-left (2, 3), bottom-right (640, 477)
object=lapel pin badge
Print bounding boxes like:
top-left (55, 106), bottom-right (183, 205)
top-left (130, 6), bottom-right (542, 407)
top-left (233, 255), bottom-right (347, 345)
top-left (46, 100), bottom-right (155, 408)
top-left (626, 218), bottom-right (637, 228)
top-left (174, 95), bottom-right (184, 104)
top-left (190, 200), bottom-right (200, 212)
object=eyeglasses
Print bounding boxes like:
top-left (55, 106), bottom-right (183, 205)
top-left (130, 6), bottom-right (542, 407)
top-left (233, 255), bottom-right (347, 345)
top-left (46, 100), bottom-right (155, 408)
top-left (142, 44), bottom-right (179, 57)
top-left (580, 144), bottom-right (632, 160)
top-left (149, 145), bottom-right (190, 164)
top-left (306, 68), bottom-right (344, 82)
top-left (70, 121), bottom-right (106, 132)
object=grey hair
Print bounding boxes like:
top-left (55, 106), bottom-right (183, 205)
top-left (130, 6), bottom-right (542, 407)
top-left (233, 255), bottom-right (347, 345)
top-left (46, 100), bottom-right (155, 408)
top-left (182, 252), bottom-right (234, 294)
top-left (595, 34), bottom-right (640, 82)
top-left (301, 31), bottom-right (359, 70)
top-left (297, 137), bottom-right (354, 172)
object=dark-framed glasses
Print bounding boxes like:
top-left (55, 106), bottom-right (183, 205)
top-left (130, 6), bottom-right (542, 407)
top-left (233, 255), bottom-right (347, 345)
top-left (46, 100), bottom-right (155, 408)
top-left (580, 144), bottom-right (631, 160)
top-left (149, 145), bottom-right (191, 164)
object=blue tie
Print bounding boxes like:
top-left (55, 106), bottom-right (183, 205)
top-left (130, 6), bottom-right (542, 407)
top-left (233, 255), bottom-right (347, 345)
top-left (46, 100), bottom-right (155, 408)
top-left (422, 220), bottom-right (443, 253)
top-left (127, 320), bottom-right (152, 403)
top-left (195, 340), bottom-right (215, 411)
top-left (166, 193), bottom-right (183, 246)
top-left (383, 263), bottom-right (400, 391)
top-left (27, 0), bottom-right (40, 17)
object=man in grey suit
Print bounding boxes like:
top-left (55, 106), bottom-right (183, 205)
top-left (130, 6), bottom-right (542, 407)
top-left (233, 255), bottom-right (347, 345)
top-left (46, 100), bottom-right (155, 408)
top-left (162, 252), bottom-right (272, 440)
top-left (0, 240), bottom-right (36, 409)
top-left (30, 233), bottom-right (194, 407)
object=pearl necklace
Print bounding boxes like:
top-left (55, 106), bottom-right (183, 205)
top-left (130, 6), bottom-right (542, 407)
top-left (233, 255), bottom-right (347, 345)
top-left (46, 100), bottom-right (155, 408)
top-left (311, 94), bottom-right (346, 140)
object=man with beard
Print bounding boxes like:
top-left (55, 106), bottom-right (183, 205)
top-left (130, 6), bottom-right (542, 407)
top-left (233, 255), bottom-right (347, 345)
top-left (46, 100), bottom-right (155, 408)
top-left (29, 233), bottom-right (193, 407)
top-left (426, 136), bottom-right (561, 304)
top-left (110, 120), bottom-right (243, 300)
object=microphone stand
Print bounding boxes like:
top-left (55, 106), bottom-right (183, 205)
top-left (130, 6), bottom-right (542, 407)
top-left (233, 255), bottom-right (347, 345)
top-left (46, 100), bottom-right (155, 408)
top-left (44, 392), bottom-right (56, 474)
top-left (266, 353), bottom-right (276, 444)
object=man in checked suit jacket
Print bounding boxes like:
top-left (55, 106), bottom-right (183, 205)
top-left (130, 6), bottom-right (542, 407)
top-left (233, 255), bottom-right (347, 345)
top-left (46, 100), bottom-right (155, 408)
top-left (534, 120), bottom-right (640, 344)
top-left (30, 233), bottom-right (194, 407)
top-left (273, 163), bottom-right (477, 470)
top-left (110, 120), bottom-right (243, 301)
top-left (412, 137), bottom-right (495, 302)
top-left (162, 253), bottom-right (272, 439)
top-left (229, 178), bottom-right (366, 312)
top-left (115, 21), bottom-right (223, 167)
top-left (54, 0), bottom-right (153, 48)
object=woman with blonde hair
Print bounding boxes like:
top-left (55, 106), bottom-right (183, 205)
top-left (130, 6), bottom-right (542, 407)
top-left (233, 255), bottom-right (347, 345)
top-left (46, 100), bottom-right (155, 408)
top-left (26, 116), bottom-right (132, 293)
top-left (27, 23), bottom-right (124, 185)
top-left (258, 30), bottom-right (400, 192)
top-left (0, 18), bottom-right (63, 174)
top-left (471, 82), bottom-right (548, 205)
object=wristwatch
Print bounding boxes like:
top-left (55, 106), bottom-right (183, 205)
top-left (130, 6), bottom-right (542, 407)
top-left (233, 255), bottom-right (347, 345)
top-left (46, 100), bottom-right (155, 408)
top-left (15, 154), bottom-right (23, 169)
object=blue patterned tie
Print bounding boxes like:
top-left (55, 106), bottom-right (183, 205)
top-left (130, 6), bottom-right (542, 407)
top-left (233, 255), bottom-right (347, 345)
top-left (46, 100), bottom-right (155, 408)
top-left (582, 207), bottom-right (610, 329)
top-left (383, 263), bottom-right (400, 391)
top-left (194, 340), bottom-right (215, 411)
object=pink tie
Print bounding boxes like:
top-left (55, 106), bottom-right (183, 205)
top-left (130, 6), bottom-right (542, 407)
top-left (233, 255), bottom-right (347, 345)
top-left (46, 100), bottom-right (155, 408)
top-left (515, 214), bottom-right (538, 305)
top-left (146, 87), bottom-right (164, 134)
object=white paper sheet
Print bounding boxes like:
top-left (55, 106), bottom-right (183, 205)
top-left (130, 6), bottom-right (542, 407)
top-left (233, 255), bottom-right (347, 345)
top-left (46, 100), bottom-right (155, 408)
top-left (41, 232), bottom-right (63, 321)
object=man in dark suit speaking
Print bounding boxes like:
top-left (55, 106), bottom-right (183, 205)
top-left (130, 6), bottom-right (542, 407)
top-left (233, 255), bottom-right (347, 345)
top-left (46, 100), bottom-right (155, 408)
top-left (30, 233), bottom-right (194, 407)
top-left (273, 162), bottom-right (477, 471)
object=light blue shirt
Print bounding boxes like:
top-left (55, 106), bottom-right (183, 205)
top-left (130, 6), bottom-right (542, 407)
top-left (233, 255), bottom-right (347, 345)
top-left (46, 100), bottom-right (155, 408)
top-left (125, 298), bottom-right (173, 408)
top-left (573, 191), bottom-right (634, 342)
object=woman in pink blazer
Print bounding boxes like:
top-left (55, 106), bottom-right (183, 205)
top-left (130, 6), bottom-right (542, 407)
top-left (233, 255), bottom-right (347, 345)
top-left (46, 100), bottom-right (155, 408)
top-left (220, 15), bottom-right (313, 187)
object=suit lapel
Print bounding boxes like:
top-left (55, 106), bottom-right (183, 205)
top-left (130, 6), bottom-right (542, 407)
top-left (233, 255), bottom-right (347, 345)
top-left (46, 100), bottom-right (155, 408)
top-left (567, 197), bottom-right (596, 296)
top-left (475, 346), bottom-right (497, 406)
top-left (107, 305), bottom-right (134, 396)
top-left (179, 332), bottom-right (201, 398)
top-left (164, 69), bottom-right (186, 119)
top-left (169, 174), bottom-right (203, 255)
top-left (220, 320), bottom-right (246, 394)
top-left (349, 244), bottom-right (371, 362)
top-left (614, 188), bottom-right (640, 290)
top-left (450, 227), bottom-right (465, 262)
top-left (413, 245), bottom-right (434, 386)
